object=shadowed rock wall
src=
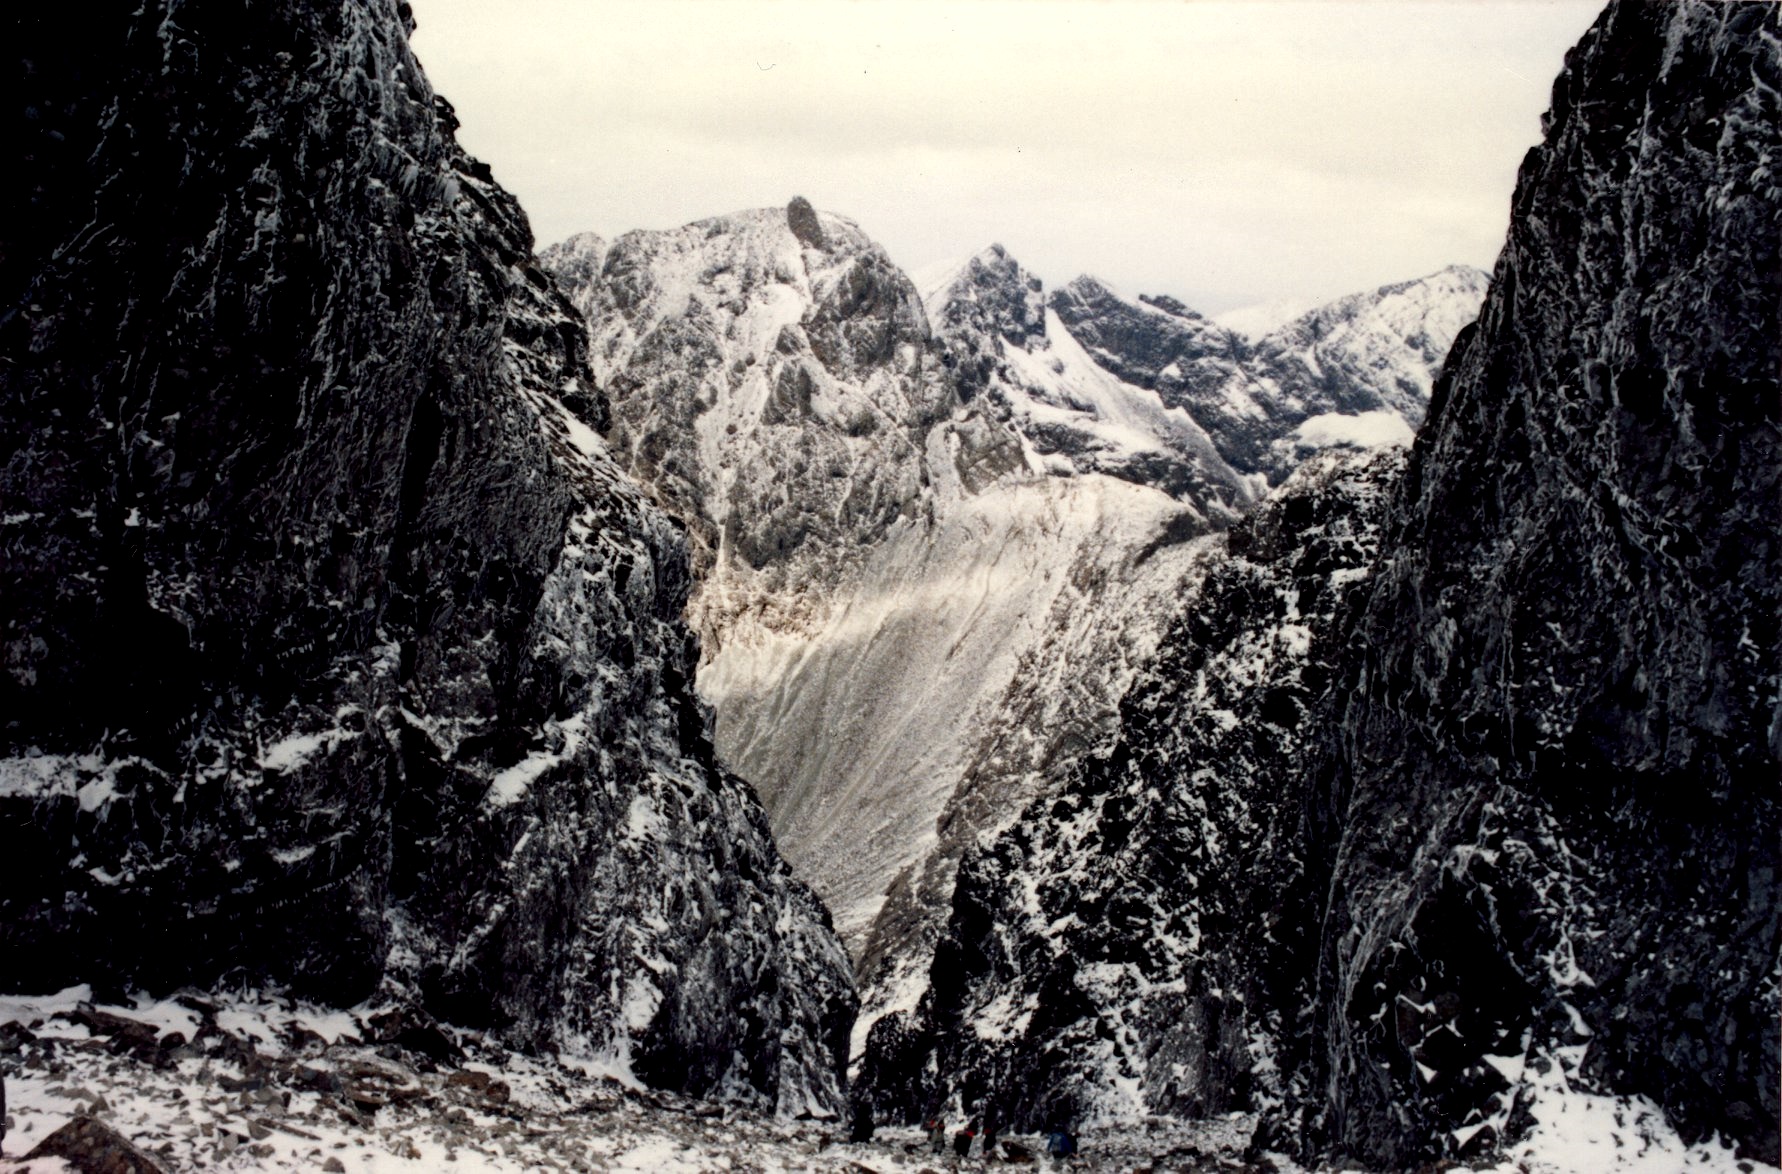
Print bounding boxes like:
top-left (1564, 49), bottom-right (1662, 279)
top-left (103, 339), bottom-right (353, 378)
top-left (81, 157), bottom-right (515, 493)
top-left (1, 0), bottom-right (852, 1115)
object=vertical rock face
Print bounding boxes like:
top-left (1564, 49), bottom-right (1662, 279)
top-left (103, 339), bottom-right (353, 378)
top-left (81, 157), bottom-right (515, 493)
top-left (1, 0), bottom-right (852, 1115)
top-left (857, 450), bottom-right (1404, 1130)
top-left (1308, 1), bottom-right (1779, 1163)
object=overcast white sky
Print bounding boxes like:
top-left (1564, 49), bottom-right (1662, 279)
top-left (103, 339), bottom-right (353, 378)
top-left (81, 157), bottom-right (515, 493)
top-left (408, 0), bottom-right (1602, 315)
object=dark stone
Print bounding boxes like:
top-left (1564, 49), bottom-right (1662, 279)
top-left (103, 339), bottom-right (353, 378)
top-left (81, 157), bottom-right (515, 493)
top-left (0, 0), bottom-right (852, 1116)
top-left (787, 196), bottom-right (828, 250)
top-left (1302, 2), bottom-right (1780, 1164)
top-left (24, 1116), bottom-right (164, 1174)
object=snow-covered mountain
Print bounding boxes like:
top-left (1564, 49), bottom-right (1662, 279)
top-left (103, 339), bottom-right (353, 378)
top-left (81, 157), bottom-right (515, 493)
top-left (1, 0), bottom-right (851, 1116)
top-left (545, 202), bottom-right (1484, 1070)
top-left (858, 447), bottom-right (1405, 1132)
top-left (922, 246), bottom-right (1258, 503)
top-left (545, 209), bottom-right (1245, 1004)
top-left (1048, 266), bottom-right (1489, 479)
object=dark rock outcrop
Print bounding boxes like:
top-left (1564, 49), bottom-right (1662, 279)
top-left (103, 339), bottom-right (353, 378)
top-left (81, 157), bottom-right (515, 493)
top-left (24, 1116), bottom-right (165, 1174)
top-left (1, 0), bottom-right (852, 1114)
top-left (1304, 1), bottom-right (1780, 1163)
top-left (857, 450), bottom-right (1403, 1131)
top-left (786, 195), bottom-right (829, 251)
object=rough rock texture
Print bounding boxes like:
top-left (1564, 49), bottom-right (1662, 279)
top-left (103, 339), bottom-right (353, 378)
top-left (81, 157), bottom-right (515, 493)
top-left (923, 247), bottom-right (1256, 504)
top-left (865, 3), bottom-right (1779, 1165)
top-left (546, 208), bottom-right (1485, 1077)
top-left (1049, 268), bottom-right (1488, 480)
top-left (1, 0), bottom-right (851, 1115)
top-left (544, 211), bottom-right (1248, 975)
top-left (24, 1115), bottom-right (165, 1174)
top-left (1303, 1), bottom-right (1780, 1164)
top-left (856, 451), bottom-right (1403, 1131)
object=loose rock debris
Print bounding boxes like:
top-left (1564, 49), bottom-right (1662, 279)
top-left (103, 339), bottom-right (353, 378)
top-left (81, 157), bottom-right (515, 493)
top-left (0, 988), bottom-right (1271, 1172)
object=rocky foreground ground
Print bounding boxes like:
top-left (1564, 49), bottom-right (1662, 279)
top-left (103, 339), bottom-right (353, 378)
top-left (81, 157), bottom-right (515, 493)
top-left (0, 987), bottom-right (1765, 1173)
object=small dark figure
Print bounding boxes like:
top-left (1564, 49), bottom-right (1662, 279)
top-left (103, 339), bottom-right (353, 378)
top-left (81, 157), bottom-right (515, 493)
top-left (980, 1107), bottom-right (999, 1160)
top-left (847, 1099), bottom-right (875, 1143)
top-left (927, 1116), bottom-right (948, 1154)
top-left (1045, 1126), bottom-right (1075, 1166)
top-left (953, 1122), bottom-right (976, 1158)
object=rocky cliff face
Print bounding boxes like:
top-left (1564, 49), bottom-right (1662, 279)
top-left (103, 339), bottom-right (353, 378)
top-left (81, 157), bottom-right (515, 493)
top-left (0, 0), bottom-right (852, 1115)
top-left (1305, 1), bottom-right (1779, 1164)
top-left (922, 247), bottom-right (1257, 504)
top-left (1049, 266), bottom-right (1489, 481)
top-left (856, 449), bottom-right (1402, 1131)
top-left (544, 211), bottom-right (1250, 977)
top-left (864, 0), bottom-right (1780, 1165)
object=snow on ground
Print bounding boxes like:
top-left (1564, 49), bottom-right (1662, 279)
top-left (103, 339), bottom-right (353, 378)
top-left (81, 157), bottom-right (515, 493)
top-left (1211, 298), bottom-right (1317, 340)
top-left (0, 987), bottom-right (1268, 1173)
top-left (2, 985), bottom-right (1768, 1173)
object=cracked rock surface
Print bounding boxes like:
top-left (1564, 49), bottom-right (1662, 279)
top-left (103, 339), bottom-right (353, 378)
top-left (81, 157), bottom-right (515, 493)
top-left (1, 0), bottom-right (851, 1115)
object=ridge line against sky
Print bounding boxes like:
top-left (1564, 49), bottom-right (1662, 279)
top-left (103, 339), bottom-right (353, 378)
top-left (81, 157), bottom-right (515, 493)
top-left (408, 0), bottom-right (1603, 316)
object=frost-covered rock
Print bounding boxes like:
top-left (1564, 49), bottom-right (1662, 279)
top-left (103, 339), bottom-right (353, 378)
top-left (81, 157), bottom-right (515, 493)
top-left (1302, 1), bottom-right (1780, 1164)
top-left (544, 207), bottom-right (1249, 990)
top-left (862, 1), bottom-right (1780, 1167)
top-left (856, 449), bottom-right (1403, 1132)
top-left (545, 201), bottom-right (1489, 1077)
top-left (921, 247), bottom-right (1255, 504)
top-left (1048, 267), bottom-right (1487, 480)
top-left (0, 0), bottom-right (851, 1115)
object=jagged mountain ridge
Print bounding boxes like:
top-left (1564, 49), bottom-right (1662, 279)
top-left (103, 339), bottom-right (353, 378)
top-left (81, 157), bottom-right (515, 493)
top-left (858, 448), bottom-right (1406, 1132)
top-left (2, 0), bottom-right (851, 1115)
top-left (544, 203), bottom-right (1486, 1072)
top-left (1046, 265), bottom-right (1489, 480)
top-left (918, 245), bottom-right (1256, 503)
top-left (861, 0), bottom-right (1780, 1166)
top-left (545, 208), bottom-right (1248, 976)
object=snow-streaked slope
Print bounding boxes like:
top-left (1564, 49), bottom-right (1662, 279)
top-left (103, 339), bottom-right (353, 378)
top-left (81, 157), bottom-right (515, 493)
top-left (1248, 262), bottom-right (1490, 425)
top-left (1212, 296), bottom-right (1318, 340)
top-left (924, 245), bottom-right (1262, 504)
top-left (857, 449), bottom-right (1407, 1130)
top-left (1050, 267), bottom-right (1488, 480)
top-left (704, 473), bottom-right (1206, 947)
top-left (545, 214), bottom-right (1246, 1017)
